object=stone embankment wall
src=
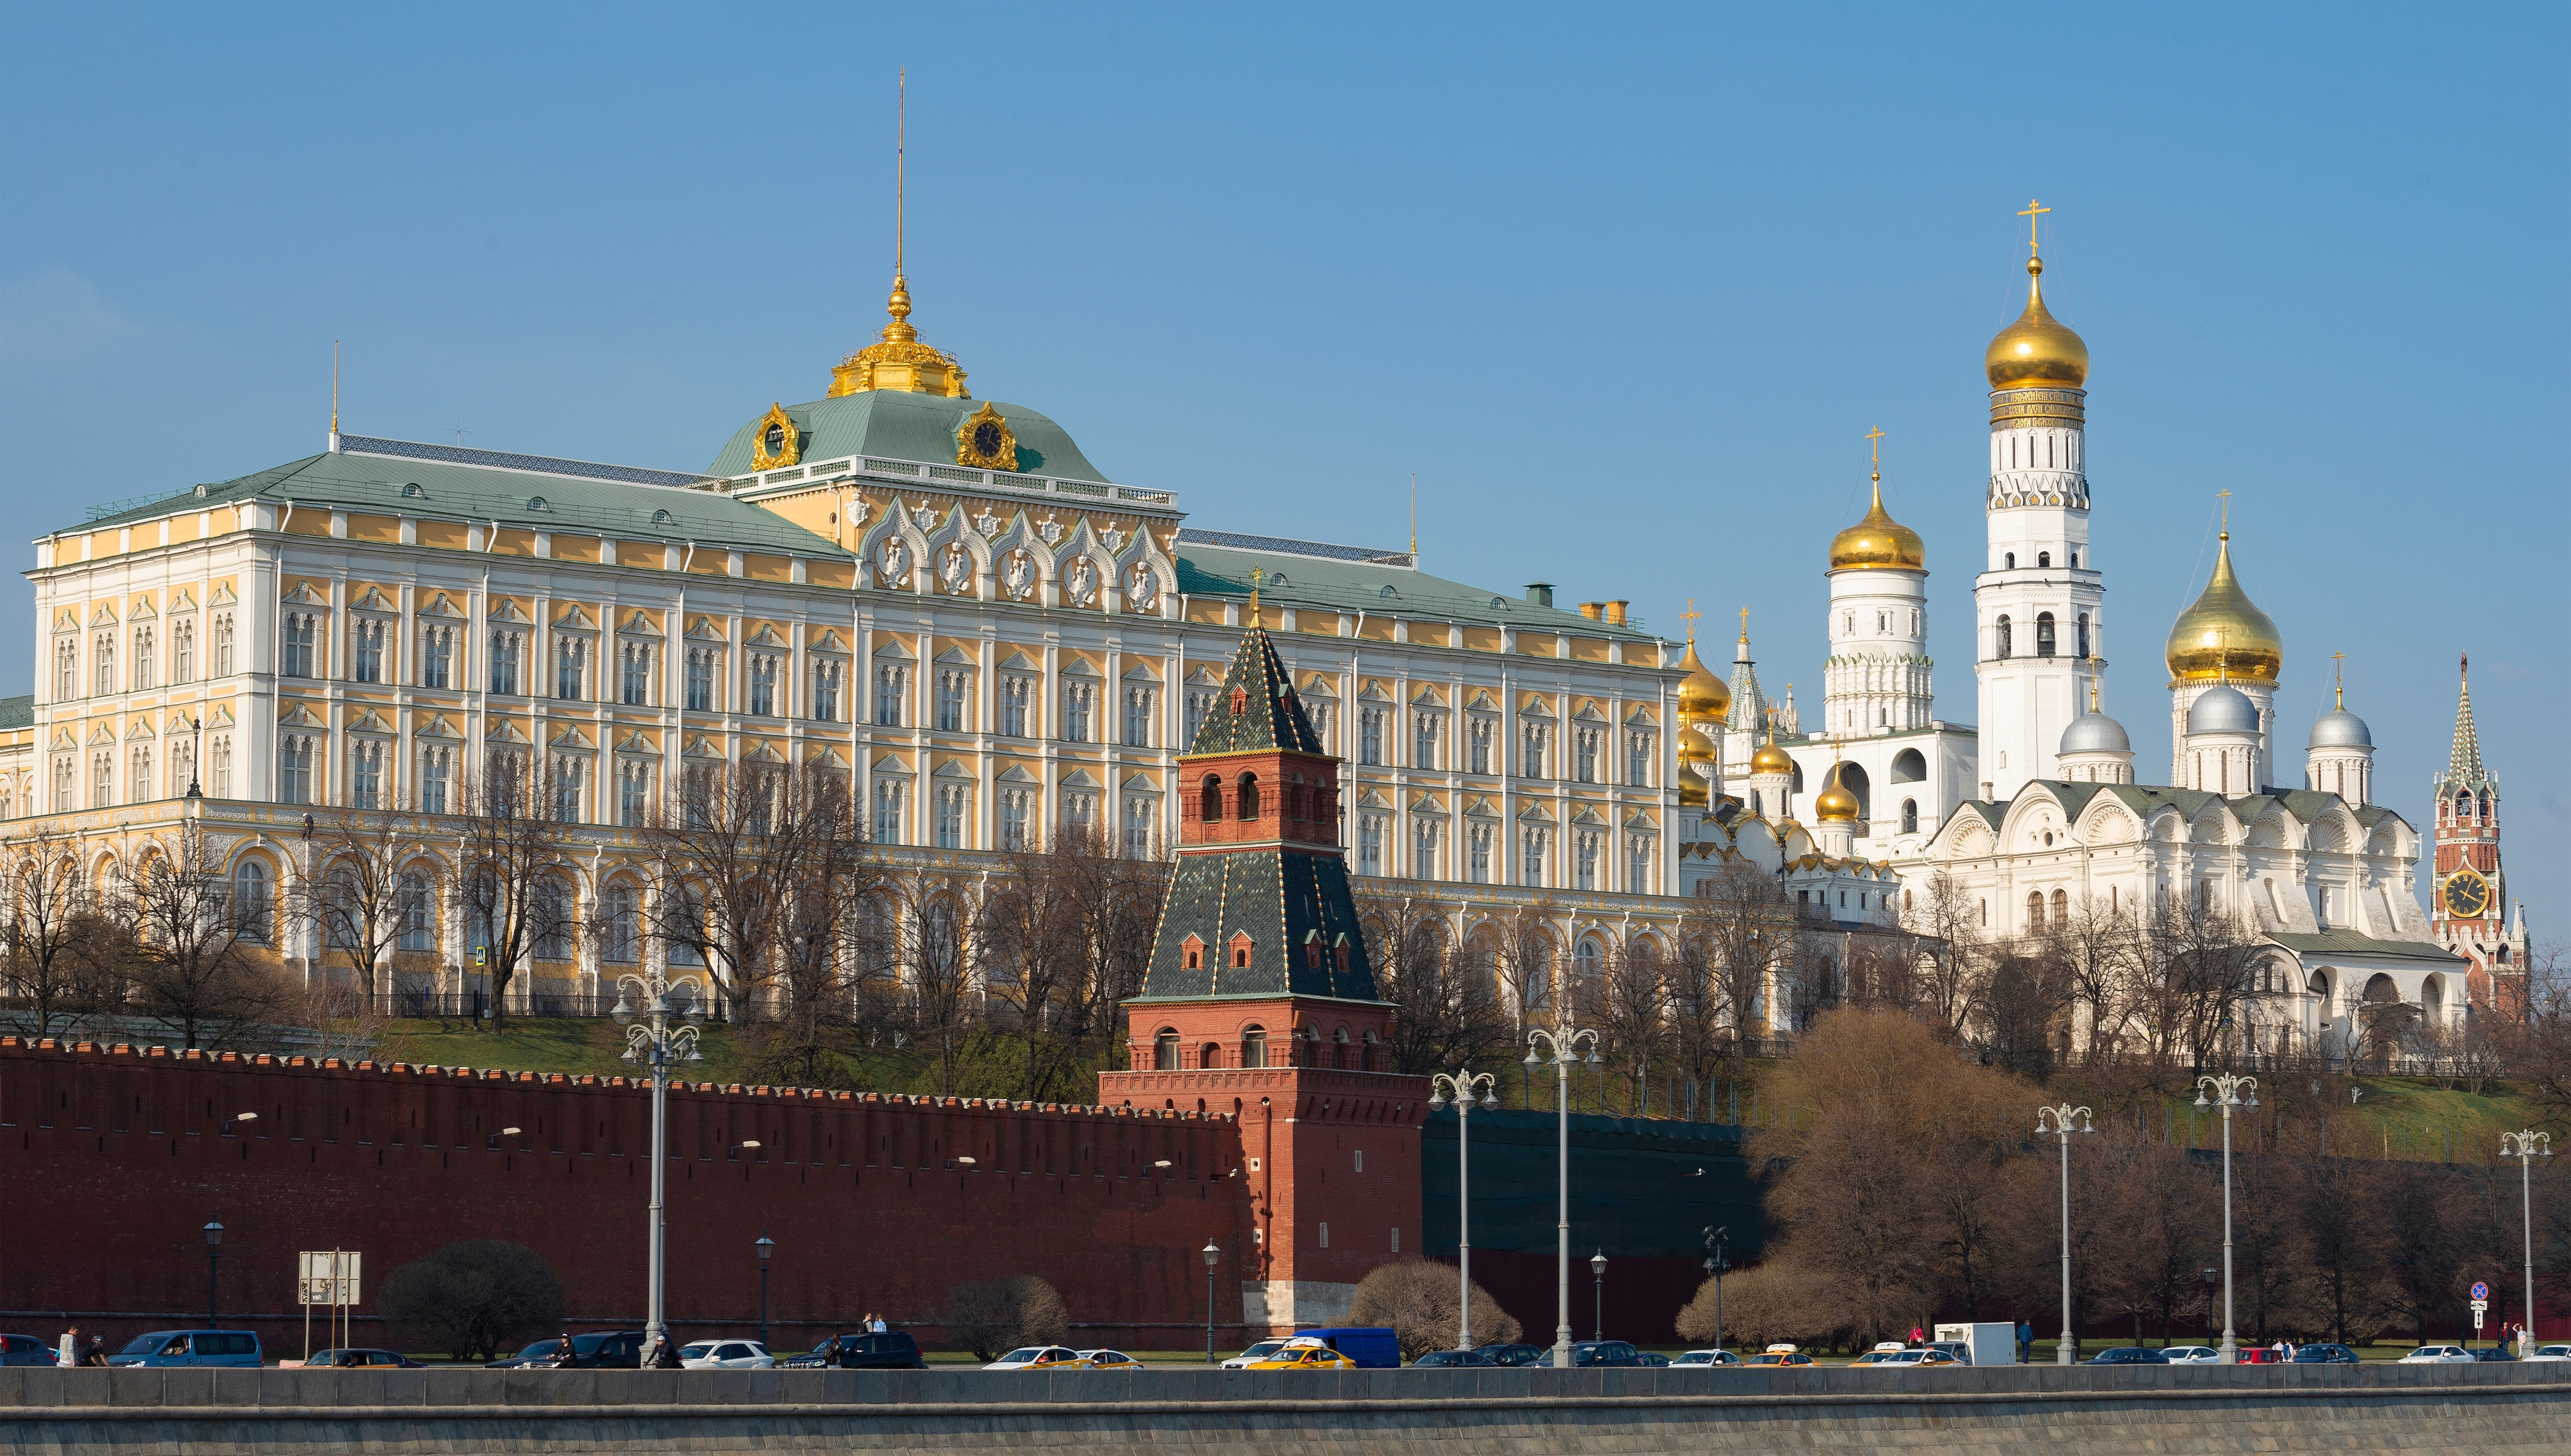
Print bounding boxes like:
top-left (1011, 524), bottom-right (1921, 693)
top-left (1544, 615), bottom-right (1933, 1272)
top-left (2, 1365), bottom-right (2565, 1456)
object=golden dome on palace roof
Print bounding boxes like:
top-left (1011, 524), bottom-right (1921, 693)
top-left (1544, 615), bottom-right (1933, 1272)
top-left (830, 272), bottom-right (970, 400)
top-left (1813, 762), bottom-right (1861, 822)
top-left (1827, 474), bottom-right (1927, 572)
top-left (2165, 532), bottom-right (2283, 684)
top-left (1985, 257), bottom-right (2090, 391)
top-left (1750, 740), bottom-right (1795, 775)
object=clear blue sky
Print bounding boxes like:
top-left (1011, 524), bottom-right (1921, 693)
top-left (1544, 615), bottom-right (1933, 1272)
top-left (2, 5), bottom-right (2562, 926)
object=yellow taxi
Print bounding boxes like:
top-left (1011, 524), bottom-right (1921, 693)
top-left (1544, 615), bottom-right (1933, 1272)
top-left (1743, 1344), bottom-right (1814, 1368)
top-left (1079, 1349), bottom-right (1144, 1370)
top-left (1240, 1338), bottom-right (1358, 1371)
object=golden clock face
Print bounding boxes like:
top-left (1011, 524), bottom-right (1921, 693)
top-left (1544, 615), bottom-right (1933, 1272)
top-left (955, 401), bottom-right (1018, 471)
top-left (2443, 867), bottom-right (2491, 919)
top-left (750, 403), bottom-right (800, 471)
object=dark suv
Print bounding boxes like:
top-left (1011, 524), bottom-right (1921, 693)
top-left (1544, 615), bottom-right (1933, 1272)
top-left (2083, 1347), bottom-right (2170, 1365)
top-left (1477, 1343), bottom-right (1548, 1367)
top-left (485, 1331), bottom-right (648, 1369)
top-left (2288, 1344), bottom-right (2358, 1365)
top-left (778, 1331), bottom-right (926, 1370)
top-left (1571, 1341), bottom-right (1642, 1367)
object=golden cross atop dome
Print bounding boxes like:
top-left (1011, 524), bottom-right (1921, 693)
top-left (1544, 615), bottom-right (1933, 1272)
top-left (1680, 599), bottom-right (1701, 643)
top-left (1865, 426), bottom-right (1885, 471)
top-left (1247, 565), bottom-right (1265, 617)
top-left (2217, 487), bottom-right (2232, 530)
top-left (2018, 197), bottom-right (2051, 256)
top-left (1738, 607), bottom-right (1751, 643)
top-left (2331, 650), bottom-right (2347, 709)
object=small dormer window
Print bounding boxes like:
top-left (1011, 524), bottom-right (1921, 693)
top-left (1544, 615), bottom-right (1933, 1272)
top-left (1380, 584), bottom-right (1397, 598)
top-left (401, 483), bottom-right (425, 499)
top-left (1230, 687), bottom-right (1249, 716)
top-left (652, 509), bottom-right (674, 526)
top-left (527, 496), bottom-right (548, 512)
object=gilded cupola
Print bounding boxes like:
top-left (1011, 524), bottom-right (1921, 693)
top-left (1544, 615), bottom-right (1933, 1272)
top-left (1813, 760), bottom-right (1860, 823)
top-left (1676, 633), bottom-right (1732, 725)
top-left (2165, 531), bottom-right (2283, 684)
top-left (831, 272), bottom-right (970, 399)
top-left (1827, 471), bottom-right (1927, 572)
top-left (1985, 255), bottom-right (2090, 392)
top-left (1750, 739), bottom-right (1796, 777)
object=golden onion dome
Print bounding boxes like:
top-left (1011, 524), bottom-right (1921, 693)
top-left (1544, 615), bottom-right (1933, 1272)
top-left (1984, 257), bottom-right (2089, 391)
top-left (1827, 474), bottom-right (1927, 572)
top-left (1750, 740), bottom-right (1795, 776)
top-left (2165, 531), bottom-right (2283, 684)
top-left (1675, 636), bottom-right (1732, 723)
top-left (1813, 763), bottom-right (1860, 823)
top-left (1675, 730), bottom-right (1713, 807)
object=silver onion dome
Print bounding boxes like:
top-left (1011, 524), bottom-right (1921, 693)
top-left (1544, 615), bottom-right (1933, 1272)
top-left (2186, 684), bottom-right (2260, 735)
top-left (2308, 707), bottom-right (2373, 750)
top-left (2060, 709), bottom-right (2132, 756)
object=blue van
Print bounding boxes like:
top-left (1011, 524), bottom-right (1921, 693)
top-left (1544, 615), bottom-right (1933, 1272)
top-left (107, 1330), bottom-right (263, 1368)
top-left (1293, 1327), bottom-right (1401, 1369)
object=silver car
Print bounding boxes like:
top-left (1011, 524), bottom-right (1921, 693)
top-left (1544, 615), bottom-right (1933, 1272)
top-left (679, 1340), bottom-right (774, 1369)
top-left (2163, 1346), bottom-right (2225, 1365)
top-left (2396, 1345), bottom-right (2475, 1364)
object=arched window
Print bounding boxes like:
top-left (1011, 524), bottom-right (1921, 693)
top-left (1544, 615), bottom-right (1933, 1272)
top-left (1200, 1042), bottom-right (1221, 1069)
top-left (2069, 550), bottom-right (2079, 568)
top-left (397, 871), bottom-right (435, 953)
top-left (1236, 773), bottom-right (1260, 821)
top-left (1996, 615), bottom-right (2012, 658)
top-left (2458, 792), bottom-right (2472, 822)
top-left (2050, 888), bottom-right (2068, 923)
top-left (2037, 551), bottom-right (2051, 568)
top-left (2004, 552), bottom-right (2016, 569)
top-left (2025, 890), bottom-right (2043, 929)
top-left (1241, 1025), bottom-right (1267, 1068)
top-left (2076, 612), bottom-right (2090, 659)
top-left (2035, 612), bottom-right (2057, 658)
top-left (1154, 1028), bottom-right (1180, 1071)
top-left (2478, 792), bottom-right (2492, 823)
top-left (1901, 798), bottom-right (1918, 834)
top-left (1200, 774), bottom-right (1223, 823)
top-left (231, 859), bottom-right (271, 944)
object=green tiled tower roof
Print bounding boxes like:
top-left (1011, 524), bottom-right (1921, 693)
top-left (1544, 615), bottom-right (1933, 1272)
top-left (1188, 624), bottom-right (1326, 756)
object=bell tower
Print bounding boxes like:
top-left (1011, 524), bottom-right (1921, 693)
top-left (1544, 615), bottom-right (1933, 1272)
top-left (2431, 656), bottom-right (2530, 1017)
top-left (1097, 615), bottom-right (1428, 1336)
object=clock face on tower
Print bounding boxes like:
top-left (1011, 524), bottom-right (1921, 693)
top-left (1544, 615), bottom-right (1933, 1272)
top-left (2442, 867), bottom-right (2491, 919)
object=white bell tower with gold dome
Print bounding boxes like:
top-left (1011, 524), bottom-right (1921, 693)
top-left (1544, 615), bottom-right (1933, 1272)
top-left (1974, 200), bottom-right (2105, 801)
top-left (1823, 431), bottom-right (1933, 735)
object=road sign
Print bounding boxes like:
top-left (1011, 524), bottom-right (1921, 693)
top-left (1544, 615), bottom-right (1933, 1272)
top-left (298, 1250), bottom-right (361, 1306)
top-left (2472, 1281), bottom-right (2491, 1300)
top-left (2475, 1307), bottom-right (2487, 1331)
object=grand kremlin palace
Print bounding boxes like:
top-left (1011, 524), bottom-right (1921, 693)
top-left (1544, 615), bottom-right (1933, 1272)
top-left (0, 236), bottom-right (2523, 1053)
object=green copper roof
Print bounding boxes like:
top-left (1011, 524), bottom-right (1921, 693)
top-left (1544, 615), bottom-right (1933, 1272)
top-left (56, 443), bottom-right (851, 560)
top-left (1175, 539), bottom-right (1660, 642)
top-left (2266, 930), bottom-right (2464, 966)
top-left (1188, 626), bottom-right (1326, 756)
top-left (0, 695), bottom-right (30, 730)
top-left (705, 391), bottom-right (1106, 482)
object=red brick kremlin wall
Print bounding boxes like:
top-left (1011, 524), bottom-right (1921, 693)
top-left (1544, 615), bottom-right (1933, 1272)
top-left (0, 1038), bottom-right (1251, 1355)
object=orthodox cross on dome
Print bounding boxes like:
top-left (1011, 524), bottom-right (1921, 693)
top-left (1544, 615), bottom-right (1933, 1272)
top-left (2331, 650), bottom-right (2347, 709)
top-left (2018, 198), bottom-right (2051, 256)
top-left (2216, 487), bottom-right (2232, 530)
top-left (1739, 606), bottom-right (1751, 643)
top-left (1247, 565), bottom-right (1265, 615)
top-left (1680, 599), bottom-right (1701, 644)
top-left (1866, 426), bottom-right (1885, 469)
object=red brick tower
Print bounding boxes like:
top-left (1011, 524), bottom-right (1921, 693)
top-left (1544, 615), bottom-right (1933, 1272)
top-left (1098, 620), bottom-right (1428, 1335)
top-left (2431, 655), bottom-right (2531, 1017)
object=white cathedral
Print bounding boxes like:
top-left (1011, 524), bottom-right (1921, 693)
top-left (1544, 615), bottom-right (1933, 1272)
top-left (1667, 219), bottom-right (2495, 1055)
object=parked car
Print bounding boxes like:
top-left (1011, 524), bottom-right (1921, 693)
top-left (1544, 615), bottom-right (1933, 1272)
top-left (2398, 1346), bottom-right (2475, 1364)
top-left (1924, 1341), bottom-right (1974, 1364)
top-left (1220, 1340), bottom-right (1288, 1370)
top-left (1570, 1341), bottom-right (1642, 1367)
top-left (1241, 1339), bottom-right (1356, 1371)
top-left (484, 1331), bottom-right (647, 1369)
top-left (2288, 1344), bottom-right (2358, 1365)
top-left (108, 1331), bottom-right (262, 1368)
top-left (1411, 1347), bottom-right (1495, 1367)
top-left (1477, 1343), bottom-right (1549, 1367)
top-left (2236, 1347), bottom-right (2282, 1364)
top-left (1850, 1349), bottom-right (1962, 1369)
top-left (2471, 1346), bottom-right (2518, 1362)
top-left (2083, 1347), bottom-right (2170, 1365)
top-left (2523, 1344), bottom-right (2571, 1363)
top-left (678, 1341), bottom-right (773, 1370)
top-left (1845, 1346), bottom-right (1914, 1367)
top-left (982, 1346), bottom-right (1086, 1372)
top-left (0, 1335), bottom-right (55, 1367)
top-left (779, 1332), bottom-right (927, 1370)
top-left (301, 1348), bottom-right (424, 1368)
top-left (1078, 1349), bottom-right (1142, 1370)
top-left (1634, 1351), bottom-right (1672, 1367)
top-left (1289, 1327), bottom-right (1401, 1369)
top-left (1744, 1345), bottom-right (1814, 1368)
top-left (1670, 1349), bottom-right (1741, 1367)
top-left (2162, 1346), bottom-right (2224, 1365)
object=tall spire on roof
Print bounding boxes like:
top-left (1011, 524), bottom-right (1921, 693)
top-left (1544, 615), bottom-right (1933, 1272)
top-left (830, 70), bottom-right (970, 400)
top-left (2450, 653), bottom-right (2486, 782)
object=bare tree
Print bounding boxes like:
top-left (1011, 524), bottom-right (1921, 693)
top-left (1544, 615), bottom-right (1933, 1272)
top-left (292, 797), bottom-right (429, 1006)
top-left (1663, 910), bottom-right (1731, 1108)
top-left (454, 755), bottom-right (577, 1032)
top-left (874, 866), bottom-right (983, 1095)
top-left (0, 823), bottom-right (116, 1039)
top-left (982, 834), bottom-right (1094, 1101)
top-left (1596, 934), bottom-right (1669, 1111)
top-left (1900, 872), bottom-right (1988, 1038)
top-left (1485, 897), bottom-right (1562, 1037)
top-left (1054, 836), bottom-right (1169, 1075)
top-left (1697, 860), bottom-right (1791, 1071)
top-left (2044, 893), bottom-right (2141, 1063)
top-left (645, 760), bottom-right (855, 1023)
top-left (1360, 890), bottom-right (1507, 1076)
top-left (112, 824), bottom-right (292, 1050)
top-left (741, 770), bottom-right (877, 1088)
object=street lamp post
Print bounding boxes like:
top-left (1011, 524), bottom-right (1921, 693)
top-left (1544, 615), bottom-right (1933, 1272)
top-left (2501, 1130), bottom-right (2552, 1356)
top-left (1702, 1226), bottom-right (1730, 1354)
top-left (203, 1220), bottom-right (224, 1329)
top-left (1590, 1251), bottom-right (1608, 1342)
top-left (1526, 1017), bottom-right (1602, 1368)
top-left (755, 1232), bottom-right (775, 1351)
top-left (2034, 1102), bottom-right (2093, 1365)
top-left (613, 966), bottom-right (709, 1357)
top-left (1201, 1240), bottom-right (1221, 1364)
top-left (2193, 1072), bottom-right (2258, 1363)
top-left (1427, 1067), bottom-right (1499, 1350)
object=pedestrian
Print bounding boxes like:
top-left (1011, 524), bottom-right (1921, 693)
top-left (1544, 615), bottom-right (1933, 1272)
top-left (57, 1327), bottom-right (79, 1369)
top-left (1908, 1326), bottom-right (1923, 1347)
top-left (646, 1333), bottom-right (681, 1370)
top-left (548, 1333), bottom-right (578, 1369)
top-left (868, 1313), bottom-right (888, 1334)
top-left (81, 1336), bottom-right (107, 1368)
top-left (2016, 1321), bottom-right (2032, 1364)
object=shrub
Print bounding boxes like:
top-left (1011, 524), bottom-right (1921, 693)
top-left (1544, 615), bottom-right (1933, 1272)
top-left (377, 1240), bottom-right (565, 1363)
top-left (1345, 1259), bottom-right (1522, 1359)
top-left (942, 1274), bottom-right (1071, 1362)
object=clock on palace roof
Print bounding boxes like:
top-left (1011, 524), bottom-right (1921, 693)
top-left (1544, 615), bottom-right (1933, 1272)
top-left (2430, 656), bottom-right (2531, 1016)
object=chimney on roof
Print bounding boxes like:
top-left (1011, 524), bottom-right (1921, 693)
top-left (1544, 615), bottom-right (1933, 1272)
top-left (1525, 583), bottom-right (1555, 609)
top-left (1579, 602), bottom-right (1603, 621)
top-left (1603, 601), bottom-right (1630, 626)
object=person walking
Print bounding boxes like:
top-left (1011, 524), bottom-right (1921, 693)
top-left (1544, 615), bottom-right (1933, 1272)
top-left (2016, 1321), bottom-right (2032, 1364)
top-left (645, 1333), bottom-right (681, 1369)
top-left (867, 1313), bottom-right (888, 1334)
top-left (1908, 1325), bottom-right (1924, 1347)
top-left (56, 1328), bottom-right (80, 1369)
